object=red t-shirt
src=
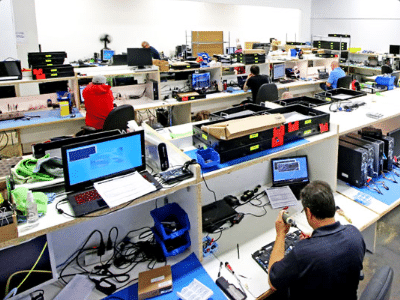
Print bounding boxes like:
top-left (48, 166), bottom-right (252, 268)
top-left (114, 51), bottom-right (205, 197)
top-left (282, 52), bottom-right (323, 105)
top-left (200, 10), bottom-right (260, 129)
top-left (82, 83), bottom-right (114, 130)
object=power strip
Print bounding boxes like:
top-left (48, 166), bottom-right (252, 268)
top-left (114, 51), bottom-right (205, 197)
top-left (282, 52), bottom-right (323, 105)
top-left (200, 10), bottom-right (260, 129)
top-left (84, 249), bottom-right (114, 266)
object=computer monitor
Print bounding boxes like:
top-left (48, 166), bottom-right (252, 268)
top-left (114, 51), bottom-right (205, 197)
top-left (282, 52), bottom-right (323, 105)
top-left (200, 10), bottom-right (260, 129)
top-left (0, 235), bottom-right (57, 299)
top-left (62, 131), bottom-right (146, 191)
top-left (101, 49), bottom-right (115, 62)
top-left (127, 48), bottom-right (153, 69)
top-left (340, 51), bottom-right (349, 60)
top-left (0, 86), bottom-right (16, 99)
top-left (111, 54), bottom-right (127, 66)
top-left (39, 81), bottom-right (68, 94)
top-left (226, 47), bottom-right (236, 54)
top-left (389, 45), bottom-right (400, 55)
top-left (273, 63), bottom-right (285, 81)
top-left (113, 76), bottom-right (136, 86)
top-left (191, 72), bottom-right (211, 91)
top-left (0, 61), bottom-right (22, 79)
top-left (237, 75), bottom-right (248, 89)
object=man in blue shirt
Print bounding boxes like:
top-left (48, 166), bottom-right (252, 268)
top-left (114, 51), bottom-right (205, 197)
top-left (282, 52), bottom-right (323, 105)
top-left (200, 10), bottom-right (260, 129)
top-left (264, 181), bottom-right (365, 300)
top-left (320, 61), bottom-right (346, 90)
top-left (142, 41), bottom-right (160, 59)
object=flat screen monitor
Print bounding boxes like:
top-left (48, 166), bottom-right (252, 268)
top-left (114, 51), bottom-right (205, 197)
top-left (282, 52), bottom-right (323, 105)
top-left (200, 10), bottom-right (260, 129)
top-left (191, 72), bottom-right (210, 90)
top-left (39, 81), bottom-right (68, 94)
top-left (127, 48), bottom-right (153, 69)
top-left (389, 45), bottom-right (400, 55)
top-left (226, 47), bottom-right (236, 54)
top-left (271, 155), bottom-right (309, 186)
top-left (273, 63), bottom-right (285, 80)
top-left (113, 76), bottom-right (135, 86)
top-left (111, 54), bottom-right (127, 66)
top-left (340, 51), bottom-right (349, 60)
top-left (0, 61), bottom-right (22, 79)
top-left (0, 86), bottom-right (16, 99)
top-left (0, 235), bottom-right (57, 299)
top-left (101, 49), bottom-right (115, 62)
top-left (62, 131), bottom-right (145, 191)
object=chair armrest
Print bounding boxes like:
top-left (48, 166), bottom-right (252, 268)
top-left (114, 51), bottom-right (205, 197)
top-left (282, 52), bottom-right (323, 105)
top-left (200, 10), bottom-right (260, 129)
top-left (81, 125), bottom-right (97, 132)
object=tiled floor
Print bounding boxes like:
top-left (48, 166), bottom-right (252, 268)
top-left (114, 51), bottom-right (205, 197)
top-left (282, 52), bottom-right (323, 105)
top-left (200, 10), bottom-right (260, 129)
top-left (358, 204), bottom-right (400, 299)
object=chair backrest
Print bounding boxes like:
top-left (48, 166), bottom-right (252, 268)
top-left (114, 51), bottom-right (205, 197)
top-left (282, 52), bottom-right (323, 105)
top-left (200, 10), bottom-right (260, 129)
top-left (359, 266), bottom-right (394, 300)
top-left (381, 65), bottom-right (393, 74)
top-left (103, 104), bottom-right (135, 131)
top-left (337, 75), bottom-right (352, 89)
top-left (391, 71), bottom-right (400, 87)
top-left (255, 83), bottom-right (278, 104)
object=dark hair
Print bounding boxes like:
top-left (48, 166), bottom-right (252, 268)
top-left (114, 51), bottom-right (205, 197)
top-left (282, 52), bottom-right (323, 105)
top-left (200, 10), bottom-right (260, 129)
top-left (250, 65), bottom-right (260, 75)
top-left (300, 180), bottom-right (336, 219)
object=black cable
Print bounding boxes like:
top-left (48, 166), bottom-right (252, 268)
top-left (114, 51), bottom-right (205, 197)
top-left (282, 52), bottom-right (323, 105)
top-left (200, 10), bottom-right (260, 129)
top-left (201, 171), bottom-right (217, 202)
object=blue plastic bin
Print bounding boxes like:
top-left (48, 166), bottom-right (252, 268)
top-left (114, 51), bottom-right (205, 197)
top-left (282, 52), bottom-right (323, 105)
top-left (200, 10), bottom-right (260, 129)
top-left (150, 203), bottom-right (190, 240)
top-left (196, 148), bottom-right (220, 169)
top-left (153, 228), bottom-right (191, 257)
top-left (375, 76), bottom-right (395, 90)
top-left (290, 49), bottom-right (297, 57)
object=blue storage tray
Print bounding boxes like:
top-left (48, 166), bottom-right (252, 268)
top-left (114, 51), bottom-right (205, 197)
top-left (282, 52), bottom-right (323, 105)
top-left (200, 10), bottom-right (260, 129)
top-left (196, 148), bottom-right (220, 169)
top-left (150, 203), bottom-right (190, 240)
top-left (375, 76), bottom-right (395, 87)
top-left (153, 228), bottom-right (191, 257)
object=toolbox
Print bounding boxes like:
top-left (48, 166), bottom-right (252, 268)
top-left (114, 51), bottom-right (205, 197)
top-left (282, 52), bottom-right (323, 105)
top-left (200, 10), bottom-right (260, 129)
top-left (28, 52), bottom-right (67, 67)
top-left (272, 96), bottom-right (329, 107)
top-left (209, 103), bottom-right (270, 121)
top-left (194, 105), bottom-right (330, 163)
top-left (32, 64), bottom-right (74, 80)
top-left (314, 88), bottom-right (367, 102)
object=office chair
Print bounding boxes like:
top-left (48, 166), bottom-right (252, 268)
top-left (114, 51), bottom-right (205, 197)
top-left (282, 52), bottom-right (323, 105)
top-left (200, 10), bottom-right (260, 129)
top-left (80, 104), bottom-right (135, 135)
top-left (381, 65), bottom-right (393, 74)
top-left (255, 83), bottom-right (278, 104)
top-left (359, 265), bottom-right (394, 300)
top-left (391, 71), bottom-right (400, 87)
top-left (337, 75), bottom-right (353, 89)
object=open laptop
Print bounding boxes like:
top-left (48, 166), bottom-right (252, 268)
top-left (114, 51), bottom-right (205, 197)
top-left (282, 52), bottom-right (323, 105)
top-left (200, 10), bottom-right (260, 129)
top-left (61, 130), bottom-right (162, 217)
top-left (271, 155), bottom-right (310, 199)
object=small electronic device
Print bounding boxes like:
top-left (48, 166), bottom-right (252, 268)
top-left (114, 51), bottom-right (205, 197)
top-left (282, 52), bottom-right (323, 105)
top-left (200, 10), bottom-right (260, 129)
top-left (202, 200), bottom-right (237, 233)
top-left (271, 155), bottom-right (310, 199)
top-left (111, 54), bottom-right (127, 65)
top-left (101, 49), bottom-right (115, 62)
top-left (272, 63), bottom-right (285, 81)
top-left (318, 69), bottom-right (329, 79)
top-left (159, 167), bottom-right (193, 184)
top-left (216, 277), bottom-right (246, 300)
top-left (389, 45), bottom-right (400, 55)
top-left (0, 60), bottom-right (22, 81)
top-left (127, 48), bottom-right (153, 69)
top-left (338, 140), bottom-right (368, 187)
top-left (191, 72), bottom-right (211, 91)
top-left (340, 51), bottom-right (349, 62)
top-left (145, 134), bottom-right (169, 172)
top-left (61, 131), bottom-right (162, 217)
top-left (237, 75), bottom-right (248, 89)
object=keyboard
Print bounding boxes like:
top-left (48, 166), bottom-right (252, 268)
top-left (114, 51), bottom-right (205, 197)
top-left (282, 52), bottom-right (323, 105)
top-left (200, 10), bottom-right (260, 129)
top-left (74, 189), bottom-right (102, 205)
top-left (252, 230), bottom-right (301, 273)
top-left (279, 79), bottom-right (295, 84)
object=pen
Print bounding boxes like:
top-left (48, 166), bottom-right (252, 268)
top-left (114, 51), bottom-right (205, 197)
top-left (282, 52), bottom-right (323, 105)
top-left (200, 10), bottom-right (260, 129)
top-left (237, 243), bottom-right (240, 259)
top-left (217, 261), bottom-right (223, 277)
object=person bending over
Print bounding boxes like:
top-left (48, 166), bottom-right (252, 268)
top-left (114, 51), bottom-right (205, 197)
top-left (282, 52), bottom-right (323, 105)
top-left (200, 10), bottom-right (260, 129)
top-left (243, 65), bottom-right (270, 101)
top-left (141, 41), bottom-right (160, 59)
top-left (82, 75), bottom-right (114, 130)
top-left (263, 180), bottom-right (365, 300)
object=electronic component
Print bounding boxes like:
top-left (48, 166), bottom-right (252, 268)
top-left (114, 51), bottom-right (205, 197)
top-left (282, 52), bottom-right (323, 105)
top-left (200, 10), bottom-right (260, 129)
top-left (159, 167), bottom-right (193, 184)
top-left (216, 276), bottom-right (246, 300)
top-left (272, 63), bottom-right (285, 81)
top-left (338, 140), bottom-right (369, 187)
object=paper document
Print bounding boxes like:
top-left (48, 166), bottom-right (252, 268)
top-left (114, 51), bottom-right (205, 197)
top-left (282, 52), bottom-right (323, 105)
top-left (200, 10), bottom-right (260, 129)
top-left (94, 172), bottom-right (156, 208)
top-left (266, 186), bottom-right (298, 209)
top-left (54, 274), bottom-right (95, 300)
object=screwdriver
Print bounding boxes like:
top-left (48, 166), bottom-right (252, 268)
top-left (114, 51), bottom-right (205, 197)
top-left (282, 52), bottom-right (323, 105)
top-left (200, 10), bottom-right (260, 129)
top-left (336, 206), bottom-right (352, 224)
top-left (225, 262), bottom-right (246, 295)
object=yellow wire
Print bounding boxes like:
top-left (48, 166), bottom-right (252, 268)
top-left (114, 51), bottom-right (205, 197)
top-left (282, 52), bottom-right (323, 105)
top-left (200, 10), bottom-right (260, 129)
top-left (5, 241), bottom-right (48, 296)
top-left (5, 270), bottom-right (52, 296)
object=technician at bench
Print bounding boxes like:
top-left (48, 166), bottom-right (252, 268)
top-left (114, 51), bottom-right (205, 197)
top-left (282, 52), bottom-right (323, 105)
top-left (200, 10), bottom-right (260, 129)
top-left (264, 181), bottom-right (365, 300)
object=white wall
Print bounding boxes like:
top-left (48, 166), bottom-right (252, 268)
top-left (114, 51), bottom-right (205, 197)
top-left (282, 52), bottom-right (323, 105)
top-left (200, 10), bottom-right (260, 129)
top-left (311, 0), bottom-right (400, 53)
top-left (0, 0), bottom-right (17, 60)
top-left (33, 0), bottom-right (307, 62)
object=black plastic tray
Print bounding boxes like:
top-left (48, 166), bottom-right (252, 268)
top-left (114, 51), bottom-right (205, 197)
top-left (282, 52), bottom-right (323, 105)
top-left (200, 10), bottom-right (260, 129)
top-left (314, 88), bottom-right (367, 101)
top-left (209, 103), bottom-right (270, 121)
top-left (273, 96), bottom-right (329, 108)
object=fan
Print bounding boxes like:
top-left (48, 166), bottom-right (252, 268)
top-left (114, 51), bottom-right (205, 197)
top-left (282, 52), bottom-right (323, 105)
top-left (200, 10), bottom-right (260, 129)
top-left (100, 34), bottom-right (112, 50)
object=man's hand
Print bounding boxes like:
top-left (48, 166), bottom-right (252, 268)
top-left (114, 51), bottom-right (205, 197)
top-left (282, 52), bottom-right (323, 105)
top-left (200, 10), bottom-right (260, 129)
top-left (248, 73), bottom-right (255, 79)
top-left (275, 210), bottom-right (290, 237)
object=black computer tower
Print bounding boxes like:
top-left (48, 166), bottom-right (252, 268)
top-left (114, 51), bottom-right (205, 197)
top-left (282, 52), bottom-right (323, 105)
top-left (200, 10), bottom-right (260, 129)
top-left (338, 140), bottom-right (369, 187)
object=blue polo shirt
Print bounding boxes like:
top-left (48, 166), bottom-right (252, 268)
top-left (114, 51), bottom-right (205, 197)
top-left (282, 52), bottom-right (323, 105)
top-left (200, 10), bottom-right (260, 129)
top-left (269, 222), bottom-right (365, 300)
top-left (149, 46), bottom-right (160, 59)
top-left (327, 67), bottom-right (346, 89)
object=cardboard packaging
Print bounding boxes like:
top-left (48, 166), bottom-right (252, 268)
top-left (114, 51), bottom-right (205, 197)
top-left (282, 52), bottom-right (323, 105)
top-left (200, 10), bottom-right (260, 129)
top-left (153, 59), bottom-right (169, 72)
top-left (138, 265), bottom-right (173, 300)
top-left (201, 114), bottom-right (285, 140)
top-left (59, 101), bottom-right (70, 117)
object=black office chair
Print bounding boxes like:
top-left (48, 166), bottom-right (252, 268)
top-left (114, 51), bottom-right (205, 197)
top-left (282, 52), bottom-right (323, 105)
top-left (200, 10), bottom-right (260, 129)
top-left (80, 104), bottom-right (135, 135)
top-left (337, 75), bottom-right (353, 89)
top-left (391, 71), bottom-right (400, 87)
top-left (255, 83), bottom-right (278, 104)
top-left (381, 65), bottom-right (393, 74)
top-left (359, 266), bottom-right (394, 300)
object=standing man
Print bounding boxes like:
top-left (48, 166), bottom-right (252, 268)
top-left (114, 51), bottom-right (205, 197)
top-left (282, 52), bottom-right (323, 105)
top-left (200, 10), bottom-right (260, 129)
top-left (82, 75), bottom-right (114, 130)
top-left (320, 60), bottom-right (346, 90)
top-left (141, 41), bottom-right (160, 59)
top-left (262, 180), bottom-right (365, 300)
top-left (243, 65), bottom-right (270, 101)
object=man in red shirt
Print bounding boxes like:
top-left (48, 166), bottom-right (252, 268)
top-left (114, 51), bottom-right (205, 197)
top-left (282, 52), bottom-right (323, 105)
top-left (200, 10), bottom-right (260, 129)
top-left (82, 75), bottom-right (114, 130)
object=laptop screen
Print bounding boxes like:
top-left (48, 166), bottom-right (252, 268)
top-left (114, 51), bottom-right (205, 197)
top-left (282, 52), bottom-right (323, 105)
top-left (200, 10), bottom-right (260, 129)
top-left (271, 155), bottom-right (309, 186)
top-left (62, 131), bottom-right (145, 191)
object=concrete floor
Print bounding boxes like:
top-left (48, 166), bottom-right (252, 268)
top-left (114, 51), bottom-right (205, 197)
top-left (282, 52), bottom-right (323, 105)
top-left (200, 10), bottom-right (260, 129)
top-left (358, 204), bottom-right (400, 299)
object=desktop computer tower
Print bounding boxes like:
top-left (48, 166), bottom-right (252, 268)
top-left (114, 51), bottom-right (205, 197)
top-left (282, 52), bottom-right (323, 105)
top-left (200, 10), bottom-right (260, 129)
top-left (149, 79), bottom-right (159, 100)
top-left (338, 140), bottom-right (369, 187)
top-left (339, 136), bottom-right (376, 177)
top-left (358, 133), bottom-right (394, 172)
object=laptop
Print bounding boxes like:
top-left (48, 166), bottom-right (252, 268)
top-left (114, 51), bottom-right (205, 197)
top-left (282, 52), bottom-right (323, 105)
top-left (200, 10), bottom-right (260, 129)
top-left (237, 75), bottom-right (248, 89)
top-left (61, 130), bottom-right (162, 217)
top-left (0, 60), bottom-right (22, 81)
top-left (271, 155), bottom-right (310, 199)
top-left (202, 200), bottom-right (237, 233)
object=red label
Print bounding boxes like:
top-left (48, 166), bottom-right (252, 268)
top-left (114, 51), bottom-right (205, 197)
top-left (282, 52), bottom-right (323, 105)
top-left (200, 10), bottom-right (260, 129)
top-left (288, 121), bottom-right (299, 132)
top-left (319, 122), bottom-right (329, 133)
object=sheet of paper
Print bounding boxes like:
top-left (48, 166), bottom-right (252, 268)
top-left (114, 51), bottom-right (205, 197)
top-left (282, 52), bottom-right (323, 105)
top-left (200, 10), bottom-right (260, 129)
top-left (266, 186), bottom-right (298, 209)
top-left (94, 172), bottom-right (156, 208)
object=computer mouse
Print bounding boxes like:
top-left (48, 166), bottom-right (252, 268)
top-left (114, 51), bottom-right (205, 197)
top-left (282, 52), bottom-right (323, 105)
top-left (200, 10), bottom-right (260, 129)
top-left (223, 195), bottom-right (239, 207)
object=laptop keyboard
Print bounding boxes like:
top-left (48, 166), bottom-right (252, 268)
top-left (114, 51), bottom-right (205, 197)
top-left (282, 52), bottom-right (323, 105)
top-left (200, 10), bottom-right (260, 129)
top-left (74, 189), bottom-right (102, 205)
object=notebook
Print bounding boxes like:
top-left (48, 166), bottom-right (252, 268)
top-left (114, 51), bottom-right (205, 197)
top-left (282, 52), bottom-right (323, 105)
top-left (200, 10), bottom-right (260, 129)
top-left (271, 155), bottom-right (310, 199)
top-left (61, 130), bottom-right (162, 217)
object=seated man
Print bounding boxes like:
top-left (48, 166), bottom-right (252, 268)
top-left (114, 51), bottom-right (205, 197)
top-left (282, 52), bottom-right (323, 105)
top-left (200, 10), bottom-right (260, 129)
top-left (243, 65), bottom-right (270, 101)
top-left (320, 61), bottom-right (346, 90)
top-left (264, 180), bottom-right (365, 300)
top-left (82, 75), bottom-right (114, 130)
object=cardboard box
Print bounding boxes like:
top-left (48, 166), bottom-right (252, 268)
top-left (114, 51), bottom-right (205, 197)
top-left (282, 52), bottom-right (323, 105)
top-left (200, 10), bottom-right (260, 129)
top-left (242, 49), bottom-right (266, 55)
top-left (138, 265), bottom-right (173, 300)
top-left (201, 114), bottom-right (285, 140)
top-left (0, 213), bottom-right (18, 243)
top-left (153, 59), bottom-right (169, 72)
